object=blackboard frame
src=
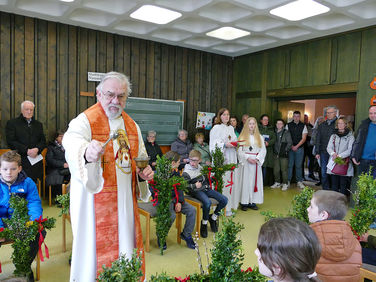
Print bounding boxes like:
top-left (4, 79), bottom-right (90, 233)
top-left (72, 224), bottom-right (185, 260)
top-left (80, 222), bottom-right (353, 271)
top-left (125, 97), bottom-right (184, 146)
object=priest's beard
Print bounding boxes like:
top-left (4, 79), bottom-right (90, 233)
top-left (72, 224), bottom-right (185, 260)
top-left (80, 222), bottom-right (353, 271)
top-left (105, 104), bottom-right (123, 119)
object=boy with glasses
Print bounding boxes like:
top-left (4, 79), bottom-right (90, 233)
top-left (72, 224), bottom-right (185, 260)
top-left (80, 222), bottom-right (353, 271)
top-left (182, 150), bottom-right (228, 238)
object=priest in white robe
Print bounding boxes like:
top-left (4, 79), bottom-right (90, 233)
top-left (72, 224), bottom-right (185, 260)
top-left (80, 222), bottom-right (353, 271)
top-left (209, 108), bottom-right (240, 216)
top-left (63, 72), bottom-right (153, 282)
top-left (237, 117), bottom-right (266, 210)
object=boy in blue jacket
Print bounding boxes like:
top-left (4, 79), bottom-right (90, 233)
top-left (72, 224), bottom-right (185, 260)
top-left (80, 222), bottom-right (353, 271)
top-left (0, 150), bottom-right (43, 281)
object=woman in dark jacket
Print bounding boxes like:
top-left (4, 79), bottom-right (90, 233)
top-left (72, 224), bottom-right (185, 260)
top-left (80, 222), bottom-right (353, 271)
top-left (145, 130), bottom-right (163, 171)
top-left (171, 129), bottom-right (193, 170)
top-left (46, 130), bottom-right (70, 199)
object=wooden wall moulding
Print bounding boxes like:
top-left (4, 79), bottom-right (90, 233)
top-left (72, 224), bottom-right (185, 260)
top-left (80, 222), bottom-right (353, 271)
top-left (80, 91), bottom-right (95, 97)
top-left (267, 82), bottom-right (358, 98)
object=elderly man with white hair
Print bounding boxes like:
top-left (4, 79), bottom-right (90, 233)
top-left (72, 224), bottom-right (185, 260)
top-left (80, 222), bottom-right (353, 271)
top-left (6, 100), bottom-right (46, 182)
top-left (63, 71), bottom-right (153, 281)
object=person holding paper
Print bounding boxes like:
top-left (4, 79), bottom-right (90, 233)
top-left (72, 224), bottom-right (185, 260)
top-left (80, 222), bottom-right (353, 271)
top-left (5, 100), bottom-right (46, 183)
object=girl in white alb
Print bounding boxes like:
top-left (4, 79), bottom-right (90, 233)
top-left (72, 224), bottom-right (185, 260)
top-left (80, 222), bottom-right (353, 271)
top-left (237, 117), bottom-right (266, 210)
top-left (209, 108), bottom-right (240, 216)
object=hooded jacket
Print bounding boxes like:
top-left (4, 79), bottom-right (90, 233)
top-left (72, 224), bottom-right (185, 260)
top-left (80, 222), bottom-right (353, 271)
top-left (311, 220), bottom-right (362, 282)
top-left (0, 170), bottom-right (43, 228)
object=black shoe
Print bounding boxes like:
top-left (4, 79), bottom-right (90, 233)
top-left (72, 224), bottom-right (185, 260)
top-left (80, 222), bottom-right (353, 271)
top-left (241, 204), bottom-right (248, 211)
top-left (180, 233), bottom-right (195, 249)
top-left (308, 174), bottom-right (319, 181)
top-left (247, 203), bottom-right (259, 210)
top-left (200, 222), bottom-right (208, 238)
top-left (208, 215), bottom-right (218, 233)
top-left (157, 237), bottom-right (167, 250)
top-left (315, 182), bottom-right (321, 186)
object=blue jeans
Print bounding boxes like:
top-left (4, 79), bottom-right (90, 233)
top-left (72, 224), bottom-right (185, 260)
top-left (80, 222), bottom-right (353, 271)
top-left (320, 152), bottom-right (330, 190)
top-left (288, 147), bottom-right (304, 182)
top-left (191, 189), bottom-right (228, 221)
top-left (359, 159), bottom-right (376, 178)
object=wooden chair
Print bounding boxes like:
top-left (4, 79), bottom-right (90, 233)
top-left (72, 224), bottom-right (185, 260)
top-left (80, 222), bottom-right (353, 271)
top-left (138, 202), bottom-right (182, 252)
top-left (185, 196), bottom-right (224, 238)
top-left (0, 148), bottom-right (11, 156)
top-left (2, 240), bottom-right (41, 281)
top-left (360, 263), bottom-right (376, 281)
top-left (61, 183), bottom-right (71, 253)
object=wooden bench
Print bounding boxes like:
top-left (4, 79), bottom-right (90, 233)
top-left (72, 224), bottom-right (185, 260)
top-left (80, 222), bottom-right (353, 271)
top-left (138, 202), bottom-right (182, 252)
top-left (2, 241), bottom-right (40, 281)
top-left (360, 263), bottom-right (376, 281)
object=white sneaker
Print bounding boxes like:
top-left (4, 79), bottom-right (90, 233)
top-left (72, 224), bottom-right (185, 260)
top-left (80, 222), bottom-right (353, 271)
top-left (270, 182), bottom-right (281, 189)
top-left (281, 183), bottom-right (289, 191)
top-left (297, 181), bottom-right (305, 189)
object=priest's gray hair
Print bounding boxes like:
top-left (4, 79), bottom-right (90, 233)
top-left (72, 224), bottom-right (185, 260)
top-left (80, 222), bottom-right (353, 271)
top-left (21, 100), bottom-right (35, 111)
top-left (326, 105), bottom-right (338, 111)
top-left (96, 71), bottom-right (132, 97)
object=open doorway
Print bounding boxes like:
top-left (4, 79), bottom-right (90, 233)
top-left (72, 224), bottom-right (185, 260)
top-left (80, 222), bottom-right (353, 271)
top-left (274, 94), bottom-right (357, 187)
top-left (276, 96), bottom-right (356, 127)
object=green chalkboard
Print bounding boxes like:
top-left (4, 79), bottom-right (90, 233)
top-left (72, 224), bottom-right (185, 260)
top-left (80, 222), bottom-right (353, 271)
top-left (125, 97), bottom-right (184, 145)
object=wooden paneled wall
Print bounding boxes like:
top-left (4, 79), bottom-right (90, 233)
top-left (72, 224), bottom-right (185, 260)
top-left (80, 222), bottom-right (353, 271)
top-left (0, 12), bottom-right (233, 147)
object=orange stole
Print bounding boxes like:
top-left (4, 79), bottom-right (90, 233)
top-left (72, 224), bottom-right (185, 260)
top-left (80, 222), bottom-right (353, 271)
top-left (84, 103), bottom-right (145, 278)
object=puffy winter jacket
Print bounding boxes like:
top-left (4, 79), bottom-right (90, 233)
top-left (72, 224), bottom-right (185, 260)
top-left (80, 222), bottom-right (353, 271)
top-left (0, 170), bottom-right (42, 228)
top-left (311, 220), bottom-right (362, 282)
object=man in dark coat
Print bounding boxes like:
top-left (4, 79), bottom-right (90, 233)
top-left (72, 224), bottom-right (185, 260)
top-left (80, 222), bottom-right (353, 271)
top-left (351, 105), bottom-right (376, 178)
top-left (314, 106), bottom-right (338, 190)
top-left (5, 100), bottom-right (46, 183)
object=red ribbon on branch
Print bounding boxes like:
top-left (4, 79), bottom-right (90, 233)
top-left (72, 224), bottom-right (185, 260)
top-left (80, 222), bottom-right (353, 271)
top-left (172, 183), bottom-right (181, 204)
top-left (241, 267), bottom-right (253, 273)
top-left (207, 167), bottom-right (213, 189)
top-left (148, 179), bottom-right (159, 206)
top-left (175, 276), bottom-right (190, 281)
top-left (212, 176), bottom-right (218, 191)
top-left (35, 216), bottom-right (49, 262)
top-left (350, 225), bottom-right (360, 241)
top-left (225, 166), bottom-right (236, 194)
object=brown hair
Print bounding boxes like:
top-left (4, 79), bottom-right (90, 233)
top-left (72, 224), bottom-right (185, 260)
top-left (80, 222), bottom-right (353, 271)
top-left (258, 217), bottom-right (321, 282)
top-left (238, 117), bottom-right (262, 148)
top-left (215, 108), bottom-right (230, 125)
top-left (195, 132), bottom-right (204, 141)
top-left (164, 151), bottom-right (180, 162)
top-left (312, 190), bottom-right (348, 220)
top-left (189, 150), bottom-right (201, 159)
top-left (0, 150), bottom-right (22, 166)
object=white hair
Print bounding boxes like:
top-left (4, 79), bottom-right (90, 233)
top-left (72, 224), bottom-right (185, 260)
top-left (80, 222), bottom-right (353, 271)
top-left (148, 130), bottom-right (157, 137)
top-left (96, 71), bottom-right (132, 96)
top-left (178, 129), bottom-right (188, 136)
top-left (21, 100), bottom-right (35, 111)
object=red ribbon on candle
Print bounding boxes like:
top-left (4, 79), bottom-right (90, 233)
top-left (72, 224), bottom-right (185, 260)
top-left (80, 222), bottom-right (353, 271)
top-left (225, 166), bottom-right (236, 194)
top-left (172, 183), bottom-right (181, 204)
top-left (35, 216), bottom-right (49, 262)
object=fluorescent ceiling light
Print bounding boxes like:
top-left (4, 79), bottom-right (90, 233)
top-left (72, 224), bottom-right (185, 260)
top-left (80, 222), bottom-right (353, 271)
top-left (206, 27), bottom-right (250, 40)
top-left (60, 0), bottom-right (74, 2)
top-left (270, 0), bottom-right (330, 21)
top-left (130, 5), bottom-right (181, 25)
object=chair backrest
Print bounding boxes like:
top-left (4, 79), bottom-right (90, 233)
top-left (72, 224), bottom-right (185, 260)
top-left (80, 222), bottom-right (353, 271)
top-left (0, 148), bottom-right (11, 156)
top-left (41, 148), bottom-right (47, 189)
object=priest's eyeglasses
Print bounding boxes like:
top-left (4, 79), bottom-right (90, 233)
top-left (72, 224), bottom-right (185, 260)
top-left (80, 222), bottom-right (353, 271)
top-left (102, 91), bottom-right (127, 102)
